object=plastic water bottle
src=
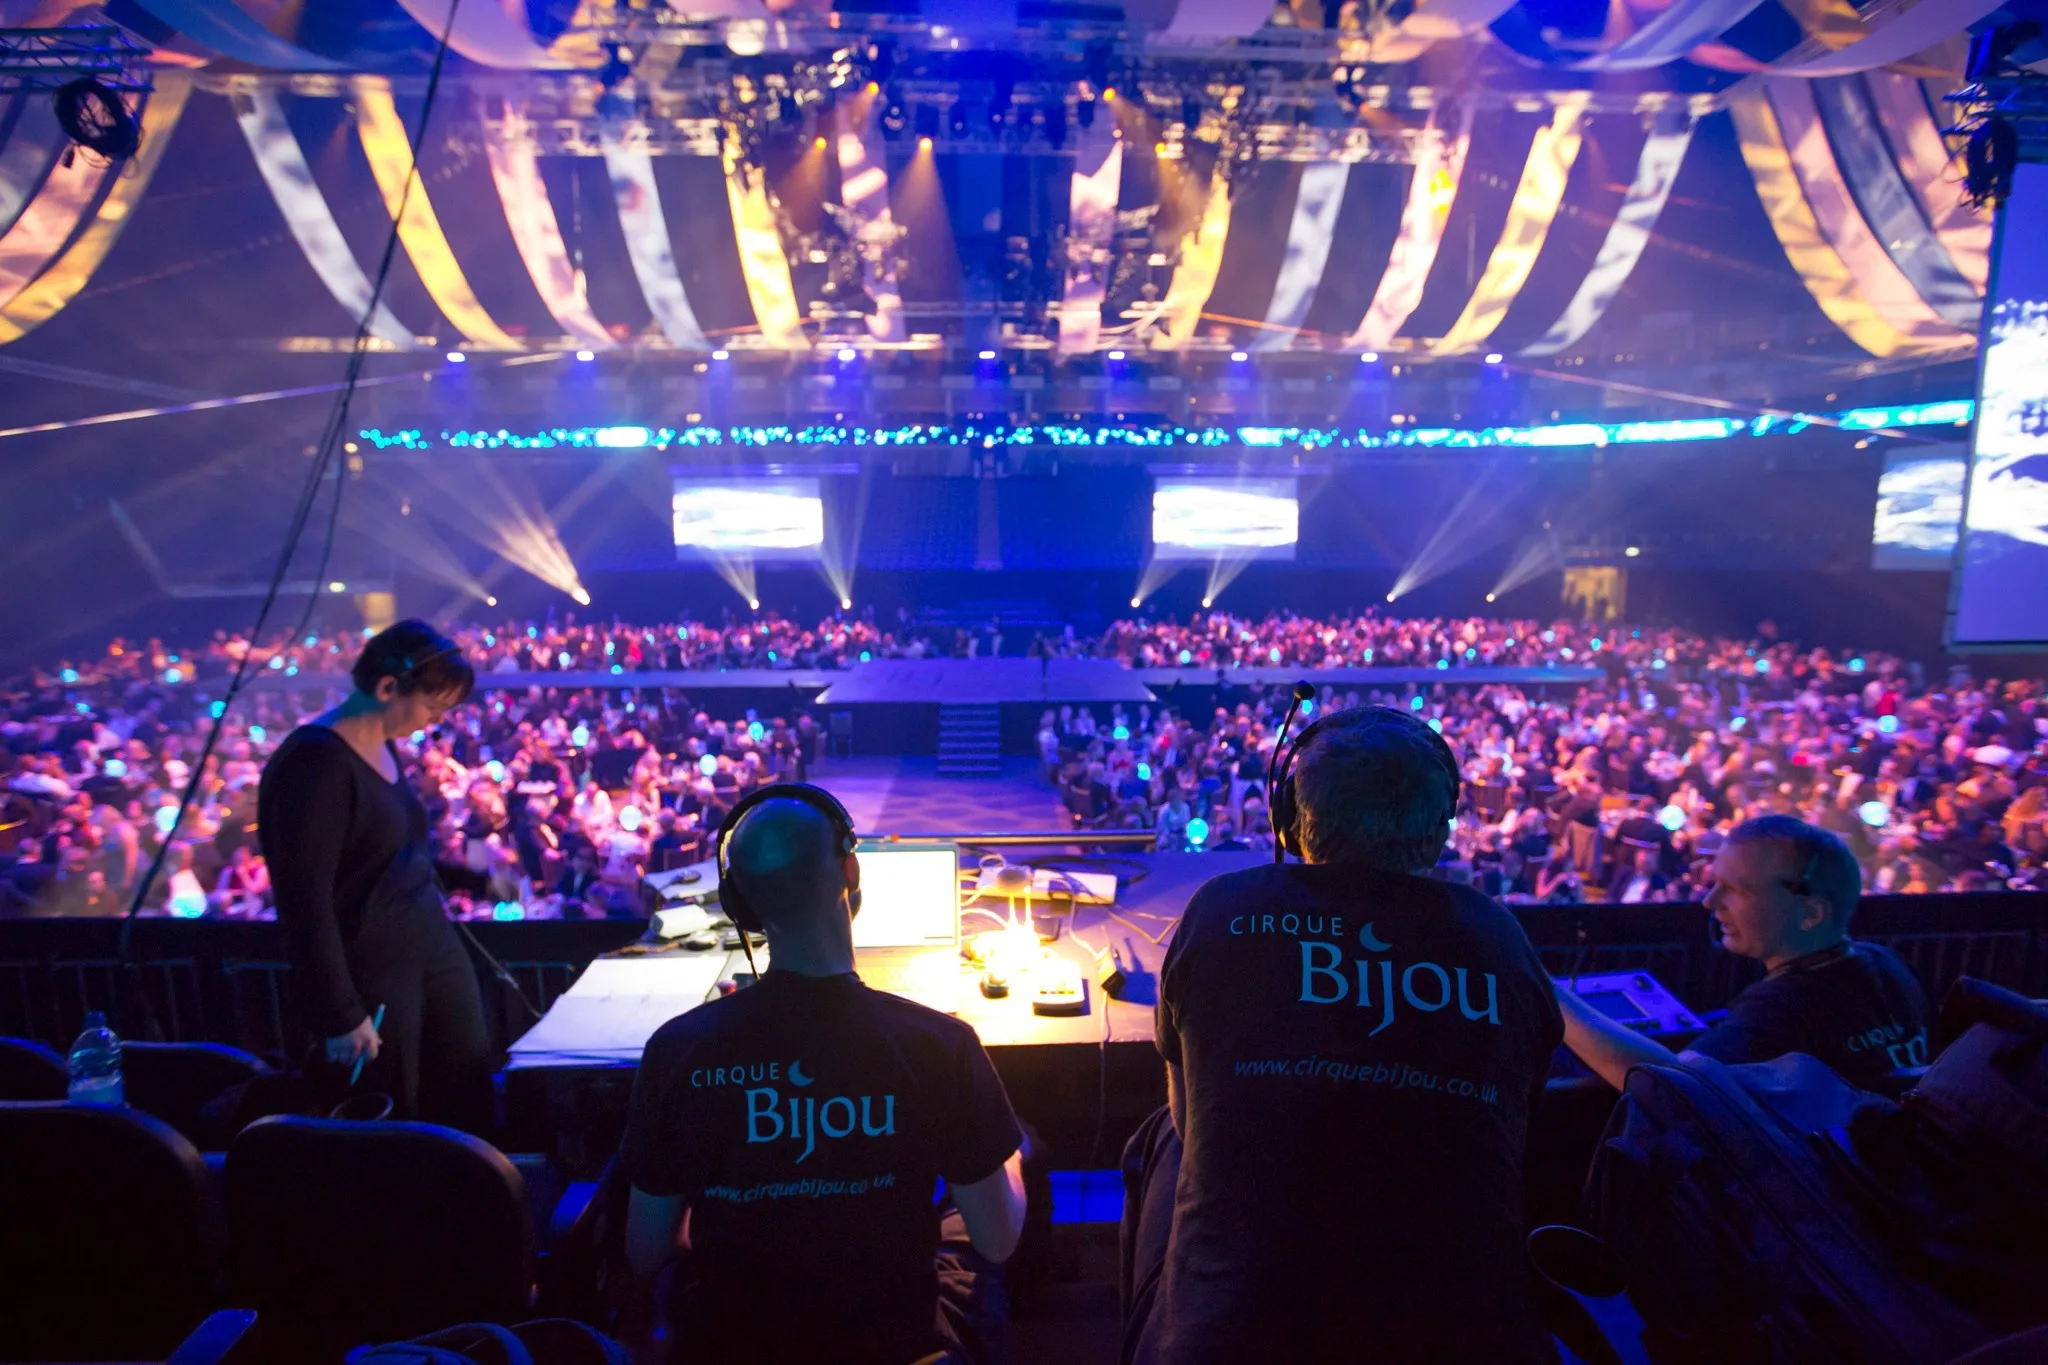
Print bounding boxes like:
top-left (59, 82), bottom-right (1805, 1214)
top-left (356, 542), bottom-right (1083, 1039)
top-left (67, 1010), bottom-right (124, 1107)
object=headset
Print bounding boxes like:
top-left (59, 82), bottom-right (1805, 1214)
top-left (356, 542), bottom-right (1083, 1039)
top-left (714, 783), bottom-right (861, 962)
top-left (1268, 699), bottom-right (1463, 864)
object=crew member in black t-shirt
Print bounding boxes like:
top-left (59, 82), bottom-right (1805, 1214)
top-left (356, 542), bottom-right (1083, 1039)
top-left (621, 793), bottom-right (1028, 1365)
top-left (1561, 814), bottom-right (1929, 1088)
top-left (1123, 706), bottom-right (1564, 1365)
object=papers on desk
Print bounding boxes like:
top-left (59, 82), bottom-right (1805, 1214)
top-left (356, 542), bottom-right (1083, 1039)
top-left (505, 952), bottom-right (731, 1066)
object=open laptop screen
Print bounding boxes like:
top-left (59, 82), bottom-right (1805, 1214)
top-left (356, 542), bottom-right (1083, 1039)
top-left (852, 845), bottom-right (960, 949)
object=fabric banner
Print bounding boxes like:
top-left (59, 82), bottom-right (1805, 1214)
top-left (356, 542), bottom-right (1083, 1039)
top-left (1054, 122), bottom-right (1123, 357)
top-left (833, 98), bottom-right (905, 343)
top-left (127, 0), bottom-right (347, 70)
top-left (393, 0), bottom-right (570, 70)
top-left (1766, 0), bottom-right (2005, 75)
top-left (0, 91), bottom-right (63, 243)
top-left (1350, 102), bottom-right (1475, 350)
top-left (1808, 75), bottom-right (1978, 330)
top-left (1370, 0), bottom-right (1521, 62)
top-left (600, 125), bottom-right (710, 350)
top-left (1524, 110), bottom-right (1694, 356)
top-left (1163, 0), bottom-right (1274, 38)
top-left (0, 114), bottom-right (113, 305)
top-left (234, 88), bottom-right (416, 348)
top-left (0, 76), bottom-right (190, 344)
top-left (1728, 87), bottom-right (1935, 356)
top-left (480, 101), bottom-right (612, 349)
top-left (1254, 162), bottom-right (1348, 351)
top-left (723, 147), bottom-right (804, 349)
top-left (1430, 96), bottom-right (1588, 354)
top-left (1765, 78), bottom-right (1967, 349)
top-left (1569, 0), bottom-right (1769, 69)
top-left (355, 79), bottom-right (521, 351)
top-left (1866, 73), bottom-right (1988, 293)
top-left (1151, 166), bottom-right (1230, 349)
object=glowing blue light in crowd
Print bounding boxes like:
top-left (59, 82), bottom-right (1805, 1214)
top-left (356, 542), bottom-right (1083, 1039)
top-left (605, 640), bottom-right (615, 656)
top-left (246, 725), bottom-right (266, 744)
top-left (285, 666), bottom-right (297, 676)
top-left (558, 651), bottom-right (572, 668)
top-left (154, 807), bottom-right (178, 835)
top-left (1363, 648), bottom-right (1373, 661)
top-left (619, 806), bottom-right (642, 832)
top-left (1731, 716), bottom-right (1747, 730)
top-left (1268, 647), bottom-right (1281, 663)
top-left (1755, 658), bottom-right (1770, 674)
top-left (304, 635), bottom-right (317, 647)
top-left (1137, 763), bottom-right (1151, 780)
top-left (1849, 657), bottom-right (1866, 673)
top-left (1410, 695), bottom-right (1424, 711)
top-left (859, 651), bottom-right (872, 662)
top-left (767, 651), bottom-right (776, 662)
top-left (411, 730), bottom-right (425, 745)
top-left (571, 724), bottom-right (591, 748)
top-left (1859, 801), bottom-right (1890, 828)
top-left (1178, 649), bottom-right (1193, 664)
top-left (1659, 805), bottom-right (1687, 832)
top-left (697, 755), bottom-right (718, 777)
top-left (1878, 715), bottom-right (1900, 734)
top-left (1590, 638), bottom-right (1602, 650)
top-left (1112, 725), bottom-right (1129, 741)
top-left (748, 721), bottom-right (765, 742)
top-left (1560, 647), bottom-right (1575, 660)
top-left (169, 889), bottom-right (207, 919)
top-left (1465, 647), bottom-right (1477, 660)
top-left (484, 634), bottom-right (495, 647)
top-left (1436, 659), bottom-right (1449, 670)
top-left (1653, 658), bottom-right (1666, 670)
top-left (485, 760), bottom-right (506, 782)
top-left (103, 758), bottom-right (127, 779)
top-left (163, 668), bottom-right (182, 684)
top-left (1186, 818), bottom-right (1209, 847)
top-left (1542, 630), bottom-right (1555, 643)
top-left (610, 664), bottom-right (624, 675)
top-left (209, 701), bottom-right (225, 719)
top-left (268, 656), bottom-right (284, 670)
top-left (168, 655), bottom-right (179, 663)
top-left (76, 702), bottom-right (90, 715)
top-left (527, 627), bottom-right (538, 639)
top-left (494, 902), bottom-right (525, 921)
top-left (1300, 700), bottom-right (1313, 716)
top-left (60, 668), bottom-right (77, 683)
top-left (1427, 718), bottom-right (1443, 733)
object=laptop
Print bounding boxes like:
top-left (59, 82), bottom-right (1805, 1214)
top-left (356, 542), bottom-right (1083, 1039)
top-left (852, 843), bottom-right (963, 1014)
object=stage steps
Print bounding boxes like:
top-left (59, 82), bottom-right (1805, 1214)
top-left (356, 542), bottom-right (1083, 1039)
top-left (937, 703), bottom-right (1003, 777)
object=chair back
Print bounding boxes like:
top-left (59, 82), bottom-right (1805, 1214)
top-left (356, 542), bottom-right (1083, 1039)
top-left (122, 1041), bottom-right (272, 1147)
top-left (225, 1115), bottom-right (535, 1360)
top-left (0, 1100), bottom-right (224, 1361)
top-left (0, 1034), bottom-right (68, 1099)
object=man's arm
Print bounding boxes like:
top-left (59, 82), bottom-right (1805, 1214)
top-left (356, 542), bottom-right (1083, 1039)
top-left (625, 1188), bottom-right (685, 1276)
top-left (950, 1151), bottom-right (1028, 1263)
top-left (1558, 986), bottom-right (1677, 1090)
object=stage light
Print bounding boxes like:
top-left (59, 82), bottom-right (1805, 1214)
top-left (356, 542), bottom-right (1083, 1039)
top-left (1360, 351), bottom-right (1378, 363)
top-left (1102, 86), bottom-right (1117, 101)
top-left (1201, 597), bottom-right (1213, 608)
top-left (978, 349), bottom-right (996, 361)
top-left (447, 351), bottom-right (467, 364)
top-left (841, 597), bottom-right (853, 609)
top-left (1385, 592), bottom-right (1396, 602)
top-left (1230, 351), bottom-right (1248, 363)
top-left (918, 135), bottom-right (933, 149)
top-left (1659, 804), bottom-right (1687, 832)
top-left (748, 598), bottom-right (761, 610)
top-left (327, 581), bottom-right (346, 593)
top-left (1483, 352), bottom-right (1503, 365)
top-left (712, 349), bottom-right (730, 361)
top-left (484, 595), bottom-right (497, 607)
top-left (1130, 597), bottom-right (1141, 608)
top-left (837, 347), bottom-right (857, 362)
top-left (572, 587), bottom-right (592, 606)
top-left (1108, 350), bottom-right (1126, 361)
top-left (1624, 546), bottom-right (1641, 557)
top-left (594, 425), bottom-right (652, 448)
top-left (1485, 593), bottom-right (1497, 602)
top-left (814, 135), bottom-right (827, 150)
top-left (575, 349), bottom-right (595, 362)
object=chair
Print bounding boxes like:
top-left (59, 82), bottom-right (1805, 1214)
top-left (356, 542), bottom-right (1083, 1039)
top-left (0, 1101), bottom-right (226, 1361)
top-left (0, 1035), bottom-right (68, 1099)
top-left (122, 1042), bottom-right (273, 1147)
top-left (225, 1115), bottom-right (536, 1361)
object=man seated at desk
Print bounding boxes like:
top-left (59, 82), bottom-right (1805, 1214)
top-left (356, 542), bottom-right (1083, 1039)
top-left (1560, 814), bottom-right (1930, 1088)
top-left (620, 786), bottom-right (1029, 1365)
top-left (1123, 707), bottom-right (1565, 1364)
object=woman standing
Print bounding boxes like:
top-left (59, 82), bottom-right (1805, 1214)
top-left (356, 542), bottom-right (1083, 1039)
top-left (258, 620), bottom-right (493, 1129)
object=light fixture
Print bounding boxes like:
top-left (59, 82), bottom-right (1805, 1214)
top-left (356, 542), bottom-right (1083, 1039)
top-left (446, 350), bottom-right (466, 364)
top-left (1625, 546), bottom-right (1641, 557)
top-left (1484, 352), bottom-right (1504, 365)
top-left (1385, 592), bottom-right (1396, 602)
top-left (837, 347), bottom-right (856, 362)
top-left (1359, 351), bottom-right (1378, 363)
top-left (712, 349), bottom-right (730, 361)
top-left (1130, 597), bottom-right (1141, 608)
top-left (840, 597), bottom-right (853, 609)
top-left (978, 349), bottom-right (996, 361)
top-left (1201, 597), bottom-right (1213, 608)
top-left (1485, 592), bottom-right (1496, 602)
top-left (918, 135), bottom-right (933, 150)
top-left (1230, 350), bottom-right (1248, 362)
top-left (327, 581), bottom-right (346, 593)
top-left (1108, 349), bottom-right (1125, 361)
top-left (484, 595), bottom-right (497, 607)
top-left (814, 135), bottom-right (827, 150)
top-left (575, 349), bottom-right (595, 362)
top-left (748, 598), bottom-right (761, 610)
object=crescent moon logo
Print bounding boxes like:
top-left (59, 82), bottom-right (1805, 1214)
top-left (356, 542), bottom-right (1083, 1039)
top-left (1358, 922), bottom-right (1392, 953)
top-left (788, 1061), bottom-right (814, 1088)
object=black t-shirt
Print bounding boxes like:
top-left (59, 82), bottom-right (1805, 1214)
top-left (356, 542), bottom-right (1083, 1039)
top-left (1154, 863), bottom-right (1563, 1365)
top-left (1690, 941), bottom-right (1930, 1081)
top-left (622, 971), bottom-right (1021, 1365)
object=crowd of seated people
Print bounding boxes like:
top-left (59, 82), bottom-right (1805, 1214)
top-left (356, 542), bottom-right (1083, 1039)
top-left (4, 609), bottom-right (2042, 917)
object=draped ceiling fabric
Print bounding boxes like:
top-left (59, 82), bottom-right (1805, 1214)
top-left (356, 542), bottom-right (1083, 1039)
top-left (393, 0), bottom-right (573, 70)
top-left (1368, 0), bottom-right (1523, 63)
top-left (1523, 109), bottom-right (1694, 356)
top-left (1350, 103), bottom-right (1475, 351)
top-left (723, 148), bottom-right (805, 349)
top-left (1430, 95), bottom-right (1588, 353)
top-left (481, 101), bottom-right (614, 349)
top-left (1151, 165), bottom-right (1231, 349)
top-left (126, 0), bottom-right (347, 70)
top-left (0, 93), bottom-right (64, 241)
top-left (355, 79), bottom-right (523, 350)
top-left (1254, 161), bottom-right (1349, 351)
top-left (1868, 72), bottom-right (1990, 293)
top-left (0, 100), bottom-right (102, 302)
top-left (233, 89), bottom-right (418, 348)
top-left (1764, 0), bottom-right (2008, 74)
top-left (1055, 122), bottom-right (1124, 358)
top-left (601, 126), bottom-right (711, 349)
top-left (0, 75), bottom-right (191, 344)
top-left (1161, 0), bottom-right (1278, 38)
top-left (833, 99), bottom-right (906, 343)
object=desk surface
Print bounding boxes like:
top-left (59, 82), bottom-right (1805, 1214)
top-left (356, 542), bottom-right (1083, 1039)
top-left (506, 850), bottom-right (1263, 1069)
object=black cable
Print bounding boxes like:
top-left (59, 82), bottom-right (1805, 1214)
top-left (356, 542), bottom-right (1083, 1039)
top-left (116, 2), bottom-right (468, 994)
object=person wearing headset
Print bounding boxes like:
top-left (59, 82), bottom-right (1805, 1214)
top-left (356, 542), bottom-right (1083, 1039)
top-left (1559, 814), bottom-right (1928, 1089)
top-left (1122, 703), bottom-right (1563, 1365)
top-left (257, 619), bottom-right (495, 1129)
top-left (620, 787), bottom-right (1029, 1365)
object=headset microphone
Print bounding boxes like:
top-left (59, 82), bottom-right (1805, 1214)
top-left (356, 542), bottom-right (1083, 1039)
top-left (1265, 682), bottom-right (1319, 864)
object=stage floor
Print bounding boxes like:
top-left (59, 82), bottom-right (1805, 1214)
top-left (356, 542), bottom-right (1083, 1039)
top-left (807, 756), bottom-right (1070, 837)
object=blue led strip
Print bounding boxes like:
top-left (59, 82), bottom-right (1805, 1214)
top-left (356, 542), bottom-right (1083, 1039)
top-left (355, 399), bottom-right (1973, 454)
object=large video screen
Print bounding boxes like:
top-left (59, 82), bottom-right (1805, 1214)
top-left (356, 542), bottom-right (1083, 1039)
top-left (1950, 162), bottom-right (2048, 649)
top-left (1151, 478), bottom-right (1299, 560)
top-left (1872, 445), bottom-right (1965, 569)
top-left (671, 478), bottom-right (824, 560)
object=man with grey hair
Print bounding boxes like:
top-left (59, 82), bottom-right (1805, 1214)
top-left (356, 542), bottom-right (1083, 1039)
top-left (1122, 706), bottom-right (1563, 1364)
top-left (1560, 814), bottom-right (1928, 1089)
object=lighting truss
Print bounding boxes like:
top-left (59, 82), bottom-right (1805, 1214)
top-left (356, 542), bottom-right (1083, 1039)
top-left (0, 26), bottom-right (152, 94)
